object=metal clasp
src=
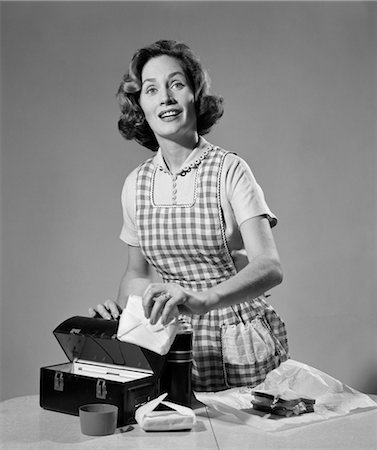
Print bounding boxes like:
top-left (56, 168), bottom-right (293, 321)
top-left (96, 379), bottom-right (107, 399)
top-left (54, 372), bottom-right (64, 391)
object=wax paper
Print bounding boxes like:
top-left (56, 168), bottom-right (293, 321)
top-left (135, 393), bottom-right (197, 431)
top-left (195, 359), bottom-right (377, 432)
top-left (117, 295), bottom-right (178, 355)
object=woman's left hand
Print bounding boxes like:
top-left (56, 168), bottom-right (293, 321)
top-left (142, 283), bottom-right (208, 325)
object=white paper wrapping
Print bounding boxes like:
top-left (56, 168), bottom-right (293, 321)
top-left (117, 295), bottom-right (178, 355)
top-left (135, 393), bottom-right (197, 431)
top-left (195, 359), bottom-right (377, 432)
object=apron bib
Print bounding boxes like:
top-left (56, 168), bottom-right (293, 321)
top-left (135, 145), bottom-right (288, 391)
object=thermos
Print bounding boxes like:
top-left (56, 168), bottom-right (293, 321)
top-left (160, 319), bottom-right (193, 407)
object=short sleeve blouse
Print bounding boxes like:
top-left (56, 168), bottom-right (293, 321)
top-left (120, 138), bottom-right (277, 272)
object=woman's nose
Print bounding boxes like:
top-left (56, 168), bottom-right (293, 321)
top-left (160, 88), bottom-right (175, 105)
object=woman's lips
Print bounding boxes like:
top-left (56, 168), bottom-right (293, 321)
top-left (159, 109), bottom-right (181, 120)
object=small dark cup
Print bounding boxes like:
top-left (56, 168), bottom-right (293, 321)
top-left (79, 403), bottom-right (118, 436)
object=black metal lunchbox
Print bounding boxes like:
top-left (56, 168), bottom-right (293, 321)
top-left (40, 316), bottom-right (167, 426)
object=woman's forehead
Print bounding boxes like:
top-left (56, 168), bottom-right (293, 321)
top-left (141, 55), bottom-right (185, 81)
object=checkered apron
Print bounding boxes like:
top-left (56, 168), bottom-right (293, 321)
top-left (135, 146), bottom-right (289, 392)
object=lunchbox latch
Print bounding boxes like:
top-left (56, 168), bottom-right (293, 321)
top-left (96, 379), bottom-right (107, 399)
top-left (54, 372), bottom-right (64, 391)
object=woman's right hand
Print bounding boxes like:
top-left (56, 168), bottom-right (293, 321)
top-left (88, 299), bottom-right (123, 320)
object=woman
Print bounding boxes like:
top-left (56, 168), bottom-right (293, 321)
top-left (90, 40), bottom-right (289, 392)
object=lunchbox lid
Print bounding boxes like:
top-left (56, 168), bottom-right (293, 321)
top-left (53, 316), bottom-right (166, 376)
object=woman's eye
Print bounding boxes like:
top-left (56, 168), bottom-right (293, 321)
top-left (145, 86), bottom-right (157, 95)
top-left (171, 81), bottom-right (185, 90)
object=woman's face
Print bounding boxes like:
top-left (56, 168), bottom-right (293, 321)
top-left (139, 55), bottom-right (197, 144)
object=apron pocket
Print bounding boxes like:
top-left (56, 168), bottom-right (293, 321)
top-left (221, 316), bottom-right (276, 365)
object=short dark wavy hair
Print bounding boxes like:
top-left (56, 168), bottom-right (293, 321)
top-left (116, 40), bottom-right (224, 151)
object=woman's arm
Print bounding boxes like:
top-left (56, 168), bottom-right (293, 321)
top-left (116, 245), bottom-right (154, 307)
top-left (205, 215), bottom-right (283, 309)
top-left (89, 245), bottom-right (152, 319)
top-left (143, 215), bottom-right (283, 324)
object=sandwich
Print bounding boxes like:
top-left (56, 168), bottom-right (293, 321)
top-left (251, 389), bottom-right (315, 417)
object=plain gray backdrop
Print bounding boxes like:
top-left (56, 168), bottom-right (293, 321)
top-left (1, 1), bottom-right (376, 400)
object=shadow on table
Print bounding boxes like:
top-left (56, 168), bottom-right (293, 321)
top-left (30, 406), bottom-right (208, 445)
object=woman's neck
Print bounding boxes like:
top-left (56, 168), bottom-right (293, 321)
top-left (158, 133), bottom-right (200, 174)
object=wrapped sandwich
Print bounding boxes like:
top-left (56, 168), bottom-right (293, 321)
top-left (251, 389), bottom-right (315, 417)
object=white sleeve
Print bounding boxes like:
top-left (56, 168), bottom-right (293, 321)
top-left (224, 154), bottom-right (277, 228)
top-left (119, 168), bottom-right (139, 246)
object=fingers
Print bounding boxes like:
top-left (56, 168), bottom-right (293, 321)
top-left (142, 284), bottom-right (166, 320)
top-left (143, 284), bottom-right (182, 326)
top-left (88, 307), bottom-right (97, 318)
top-left (88, 300), bottom-right (121, 320)
top-left (96, 303), bottom-right (113, 320)
top-left (104, 299), bottom-right (121, 320)
top-left (149, 292), bottom-right (173, 325)
top-left (161, 303), bottom-right (180, 326)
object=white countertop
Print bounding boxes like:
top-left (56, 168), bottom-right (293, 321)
top-left (1, 394), bottom-right (376, 449)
